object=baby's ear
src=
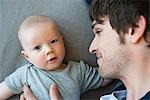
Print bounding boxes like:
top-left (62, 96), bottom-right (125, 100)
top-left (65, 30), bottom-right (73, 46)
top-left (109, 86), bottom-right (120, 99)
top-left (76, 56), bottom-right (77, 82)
top-left (21, 50), bottom-right (29, 60)
top-left (61, 35), bottom-right (64, 41)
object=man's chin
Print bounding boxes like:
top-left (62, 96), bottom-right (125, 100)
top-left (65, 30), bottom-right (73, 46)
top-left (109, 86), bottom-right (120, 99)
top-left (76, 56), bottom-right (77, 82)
top-left (99, 70), bottom-right (111, 78)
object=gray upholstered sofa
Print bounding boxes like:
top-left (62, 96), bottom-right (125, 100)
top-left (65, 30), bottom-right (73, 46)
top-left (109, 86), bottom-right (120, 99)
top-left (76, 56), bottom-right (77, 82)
top-left (0, 0), bottom-right (117, 99)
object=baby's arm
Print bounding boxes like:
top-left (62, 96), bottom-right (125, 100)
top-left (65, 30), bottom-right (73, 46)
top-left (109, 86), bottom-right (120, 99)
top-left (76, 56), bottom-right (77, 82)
top-left (0, 81), bottom-right (15, 99)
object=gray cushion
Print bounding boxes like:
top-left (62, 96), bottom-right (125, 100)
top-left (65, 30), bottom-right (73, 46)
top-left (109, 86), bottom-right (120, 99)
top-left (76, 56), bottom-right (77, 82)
top-left (0, 0), bottom-right (114, 99)
top-left (0, 0), bottom-right (96, 81)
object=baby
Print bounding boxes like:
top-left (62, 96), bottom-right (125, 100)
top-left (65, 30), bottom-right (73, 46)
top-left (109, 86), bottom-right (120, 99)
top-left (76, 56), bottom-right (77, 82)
top-left (0, 15), bottom-right (108, 100)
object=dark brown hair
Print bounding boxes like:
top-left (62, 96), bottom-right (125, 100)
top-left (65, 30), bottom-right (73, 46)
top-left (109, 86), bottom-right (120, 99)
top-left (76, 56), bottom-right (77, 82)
top-left (90, 0), bottom-right (150, 44)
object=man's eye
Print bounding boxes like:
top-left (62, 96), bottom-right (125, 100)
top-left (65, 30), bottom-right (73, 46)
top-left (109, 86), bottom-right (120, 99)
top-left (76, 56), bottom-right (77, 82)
top-left (96, 30), bottom-right (102, 34)
top-left (51, 39), bottom-right (58, 43)
top-left (34, 46), bottom-right (41, 50)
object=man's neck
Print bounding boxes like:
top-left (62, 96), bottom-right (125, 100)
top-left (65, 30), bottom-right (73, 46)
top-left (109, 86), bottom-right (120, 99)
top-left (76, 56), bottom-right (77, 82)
top-left (121, 45), bottom-right (150, 100)
top-left (122, 61), bottom-right (150, 100)
top-left (126, 83), bottom-right (150, 100)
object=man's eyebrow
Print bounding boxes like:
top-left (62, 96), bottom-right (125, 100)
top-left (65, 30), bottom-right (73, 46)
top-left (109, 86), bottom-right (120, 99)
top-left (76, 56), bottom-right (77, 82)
top-left (91, 22), bottom-right (98, 29)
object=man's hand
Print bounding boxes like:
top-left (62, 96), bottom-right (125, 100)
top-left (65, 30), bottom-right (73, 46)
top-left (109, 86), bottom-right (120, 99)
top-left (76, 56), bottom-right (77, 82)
top-left (50, 84), bottom-right (60, 100)
top-left (20, 85), bottom-right (36, 100)
top-left (20, 84), bottom-right (60, 100)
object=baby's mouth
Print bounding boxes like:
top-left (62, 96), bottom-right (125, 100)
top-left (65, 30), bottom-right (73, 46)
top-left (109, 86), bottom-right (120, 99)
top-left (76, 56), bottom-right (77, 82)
top-left (49, 57), bottom-right (57, 61)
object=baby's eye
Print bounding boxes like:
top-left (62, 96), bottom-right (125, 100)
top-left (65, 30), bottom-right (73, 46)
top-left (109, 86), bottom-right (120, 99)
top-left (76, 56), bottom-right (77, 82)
top-left (51, 39), bottom-right (58, 43)
top-left (34, 46), bottom-right (41, 51)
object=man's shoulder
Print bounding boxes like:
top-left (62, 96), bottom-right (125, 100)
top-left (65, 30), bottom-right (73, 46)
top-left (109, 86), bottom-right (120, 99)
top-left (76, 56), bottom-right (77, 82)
top-left (100, 90), bottom-right (127, 100)
top-left (100, 90), bottom-right (150, 100)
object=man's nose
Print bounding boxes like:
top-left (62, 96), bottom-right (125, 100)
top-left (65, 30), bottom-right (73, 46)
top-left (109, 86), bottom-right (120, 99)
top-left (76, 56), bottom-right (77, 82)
top-left (45, 45), bottom-right (54, 55)
top-left (89, 39), bottom-right (97, 54)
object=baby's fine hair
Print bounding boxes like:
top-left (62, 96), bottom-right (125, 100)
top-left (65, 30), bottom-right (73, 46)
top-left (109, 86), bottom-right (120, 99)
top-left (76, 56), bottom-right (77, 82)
top-left (18, 15), bottom-right (58, 44)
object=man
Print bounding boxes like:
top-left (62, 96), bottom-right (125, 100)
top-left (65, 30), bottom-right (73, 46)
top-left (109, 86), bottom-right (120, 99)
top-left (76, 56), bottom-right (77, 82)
top-left (89, 0), bottom-right (150, 99)
top-left (21, 0), bottom-right (150, 99)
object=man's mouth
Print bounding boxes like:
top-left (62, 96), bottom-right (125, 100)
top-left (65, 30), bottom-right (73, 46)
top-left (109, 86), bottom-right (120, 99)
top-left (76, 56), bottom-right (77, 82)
top-left (96, 54), bottom-right (103, 64)
top-left (96, 54), bottom-right (102, 59)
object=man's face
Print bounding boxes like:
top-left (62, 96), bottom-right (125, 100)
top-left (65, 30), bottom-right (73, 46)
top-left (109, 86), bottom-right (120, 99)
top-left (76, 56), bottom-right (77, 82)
top-left (89, 18), bottom-right (130, 78)
top-left (21, 22), bottom-right (65, 71)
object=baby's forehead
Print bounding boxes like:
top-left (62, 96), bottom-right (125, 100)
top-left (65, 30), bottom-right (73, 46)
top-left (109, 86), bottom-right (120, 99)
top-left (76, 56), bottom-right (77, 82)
top-left (22, 20), bottom-right (58, 32)
top-left (19, 21), bottom-right (61, 42)
top-left (27, 20), bottom-right (57, 28)
top-left (20, 16), bottom-right (58, 31)
top-left (20, 21), bottom-right (61, 38)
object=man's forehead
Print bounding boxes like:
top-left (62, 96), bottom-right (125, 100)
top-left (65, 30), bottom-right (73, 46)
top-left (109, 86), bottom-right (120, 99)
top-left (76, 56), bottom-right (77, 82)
top-left (91, 18), bottom-right (109, 29)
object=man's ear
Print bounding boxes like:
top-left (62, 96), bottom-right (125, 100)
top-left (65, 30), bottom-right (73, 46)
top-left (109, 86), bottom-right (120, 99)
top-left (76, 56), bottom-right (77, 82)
top-left (130, 16), bottom-right (146, 43)
top-left (21, 50), bottom-right (29, 61)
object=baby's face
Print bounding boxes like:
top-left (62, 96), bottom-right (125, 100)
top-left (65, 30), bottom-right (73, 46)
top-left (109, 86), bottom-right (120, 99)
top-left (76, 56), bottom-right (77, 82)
top-left (21, 22), bottom-right (65, 71)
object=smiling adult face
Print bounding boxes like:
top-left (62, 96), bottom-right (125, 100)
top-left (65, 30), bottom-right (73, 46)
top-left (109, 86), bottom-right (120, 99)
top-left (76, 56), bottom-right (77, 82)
top-left (89, 18), bottom-right (130, 79)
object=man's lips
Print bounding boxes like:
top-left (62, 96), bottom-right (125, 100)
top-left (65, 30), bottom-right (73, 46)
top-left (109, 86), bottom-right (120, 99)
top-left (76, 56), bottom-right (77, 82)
top-left (96, 55), bottom-right (102, 58)
top-left (96, 55), bottom-right (103, 63)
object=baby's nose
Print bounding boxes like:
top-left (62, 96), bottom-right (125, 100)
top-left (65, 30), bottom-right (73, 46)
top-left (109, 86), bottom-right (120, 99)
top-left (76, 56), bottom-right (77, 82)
top-left (45, 45), bottom-right (54, 55)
